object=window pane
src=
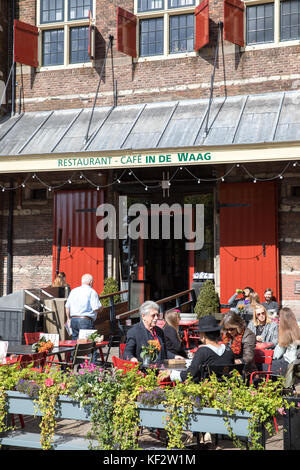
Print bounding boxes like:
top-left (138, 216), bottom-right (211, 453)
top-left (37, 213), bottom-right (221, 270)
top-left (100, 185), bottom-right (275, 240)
top-left (69, 26), bottom-right (90, 63)
top-left (280, 0), bottom-right (300, 41)
top-left (138, 0), bottom-right (163, 12)
top-left (246, 4), bottom-right (274, 44)
top-left (170, 14), bottom-right (194, 53)
top-left (42, 29), bottom-right (64, 65)
top-left (139, 18), bottom-right (164, 56)
top-left (168, 0), bottom-right (195, 8)
top-left (68, 0), bottom-right (92, 20)
top-left (40, 0), bottom-right (64, 23)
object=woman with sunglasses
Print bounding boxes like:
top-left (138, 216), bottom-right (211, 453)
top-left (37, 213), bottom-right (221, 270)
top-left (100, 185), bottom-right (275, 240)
top-left (220, 312), bottom-right (256, 373)
top-left (247, 304), bottom-right (278, 348)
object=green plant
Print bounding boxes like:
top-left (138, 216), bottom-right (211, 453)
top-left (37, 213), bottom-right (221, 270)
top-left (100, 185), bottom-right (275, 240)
top-left (99, 277), bottom-right (121, 307)
top-left (194, 279), bottom-right (220, 318)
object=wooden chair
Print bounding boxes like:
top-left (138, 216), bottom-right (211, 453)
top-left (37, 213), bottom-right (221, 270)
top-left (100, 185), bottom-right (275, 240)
top-left (47, 342), bottom-right (95, 372)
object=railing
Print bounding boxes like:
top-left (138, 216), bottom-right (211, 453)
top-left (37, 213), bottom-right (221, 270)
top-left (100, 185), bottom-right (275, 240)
top-left (98, 289), bottom-right (128, 334)
top-left (115, 288), bottom-right (197, 326)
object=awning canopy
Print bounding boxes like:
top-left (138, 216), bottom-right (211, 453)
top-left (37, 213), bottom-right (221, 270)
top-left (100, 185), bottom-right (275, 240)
top-left (1, 90), bottom-right (300, 173)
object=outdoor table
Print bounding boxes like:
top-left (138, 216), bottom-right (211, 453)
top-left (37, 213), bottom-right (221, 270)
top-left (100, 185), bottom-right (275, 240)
top-left (141, 359), bottom-right (188, 372)
top-left (7, 344), bottom-right (76, 362)
top-left (59, 340), bottom-right (109, 363)
top-left (179, 320), bottom-right (199, 349)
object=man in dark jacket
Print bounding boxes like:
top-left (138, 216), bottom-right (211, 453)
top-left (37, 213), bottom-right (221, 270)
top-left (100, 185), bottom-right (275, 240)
top-left (123, 300), bottom-right (172, 363)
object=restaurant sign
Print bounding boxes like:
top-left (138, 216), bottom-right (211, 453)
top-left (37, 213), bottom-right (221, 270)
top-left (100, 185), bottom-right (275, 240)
top-left (57, 152), bottom-right (212, 168)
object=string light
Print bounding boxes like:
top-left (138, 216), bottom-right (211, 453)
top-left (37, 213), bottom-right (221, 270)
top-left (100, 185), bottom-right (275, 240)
top-left (0, 161), bottom-right (298, 194)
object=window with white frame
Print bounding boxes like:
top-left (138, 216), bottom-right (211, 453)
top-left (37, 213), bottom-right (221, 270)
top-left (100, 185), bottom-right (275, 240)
top-left (136, 0), bottom-right (196, 57)
top-left (38, 0), bottom-right (93, 67)
top-left (246, 0), bottom-right (300, 45)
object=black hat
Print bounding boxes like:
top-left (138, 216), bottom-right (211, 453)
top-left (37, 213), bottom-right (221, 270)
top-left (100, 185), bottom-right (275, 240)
top-left (198, 315), bottom-right (220, 332)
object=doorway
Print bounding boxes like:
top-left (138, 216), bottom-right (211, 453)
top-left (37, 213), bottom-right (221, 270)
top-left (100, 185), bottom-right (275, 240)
top-left (119, 191), bottom-right (214, 307)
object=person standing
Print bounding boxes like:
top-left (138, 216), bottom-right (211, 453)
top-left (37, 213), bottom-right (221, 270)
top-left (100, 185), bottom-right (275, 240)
top-left (65, 273), bottom-right (103, 341)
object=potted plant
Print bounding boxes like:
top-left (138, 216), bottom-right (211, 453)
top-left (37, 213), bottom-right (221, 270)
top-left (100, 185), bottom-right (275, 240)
top-left (194, 280), bottom-right (220, 319)
top-left (140, 339), bottom-right (161, 366)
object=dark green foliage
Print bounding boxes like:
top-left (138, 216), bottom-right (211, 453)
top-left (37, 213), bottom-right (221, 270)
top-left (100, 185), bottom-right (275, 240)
top-left (99, 278), bottom-right (121, 307)
top-left (194, 280), bottom-right (220, 318)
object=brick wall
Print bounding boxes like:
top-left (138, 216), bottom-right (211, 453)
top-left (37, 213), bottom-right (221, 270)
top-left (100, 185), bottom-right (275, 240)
top-left (13, 0), bottom-right (300, 112)
top-left (0, 0), bottom-right (9, 112)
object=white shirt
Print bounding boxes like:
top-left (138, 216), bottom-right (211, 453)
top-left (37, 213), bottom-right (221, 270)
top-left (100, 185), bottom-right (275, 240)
top-left (65, 284), bottom-right (102, 322)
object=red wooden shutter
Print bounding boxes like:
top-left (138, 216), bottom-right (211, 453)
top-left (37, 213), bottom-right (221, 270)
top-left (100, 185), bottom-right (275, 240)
top-left (219, 182), bottom-right (279, 310)
top-left (194, 0), bottom-right (209, 51)
top-left (14, 20), bottom-right (38, 67)
top-left (117, 6), bottom-right (137, 58)
top-left (223, 0), bottom-right (244, 47)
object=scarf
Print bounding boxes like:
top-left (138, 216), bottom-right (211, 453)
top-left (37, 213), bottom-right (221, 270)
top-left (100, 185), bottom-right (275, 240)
top-left (222, 331), bottom-right (244, 356)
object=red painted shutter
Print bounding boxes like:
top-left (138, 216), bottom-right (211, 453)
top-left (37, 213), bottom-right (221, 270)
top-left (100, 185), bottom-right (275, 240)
top-left (194, 0), bottom-right (209, 51)
top-left (223, 0), bottom-right (244, 47)
top-left (14, 20), bottom-right (38, 67)
top-left (53, 190), bottom-right (104, 294)
top-left (219, 182), bottom-right (279, 310)
top-left (117, 6), bottom-right (137, 58)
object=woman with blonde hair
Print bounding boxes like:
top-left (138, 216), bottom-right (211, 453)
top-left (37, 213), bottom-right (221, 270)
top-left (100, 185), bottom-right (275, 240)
top-left (163, 309), bottom-right (187, 358)
top-left (247, 304), bottom-right (278, 347)
top-left (52, 272), bottom-right (68, 287)
top-left (271, 307), bottom-right (300, 375)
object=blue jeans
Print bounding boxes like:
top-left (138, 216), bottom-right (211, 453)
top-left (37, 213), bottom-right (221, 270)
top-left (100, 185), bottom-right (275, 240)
top-left (70, 317), bottom-right (99, 363)
top-left (71, 317), bottom-right (94, 340)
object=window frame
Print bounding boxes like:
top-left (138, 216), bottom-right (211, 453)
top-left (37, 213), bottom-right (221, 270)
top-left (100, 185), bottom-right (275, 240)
top-left (37, 0), bottom-right (95, 70)
top-left (244, 0), bottom-right (300, 50)
top-left (134, 0), bottom-right (198, 61)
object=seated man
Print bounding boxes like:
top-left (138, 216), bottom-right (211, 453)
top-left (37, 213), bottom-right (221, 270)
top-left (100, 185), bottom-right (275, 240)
top-left (123, 301), bottom-right (177, 363)
top-left (262, 288), bottom-right (279, 315)
top-left (228, 286), bottom-right (254, 314)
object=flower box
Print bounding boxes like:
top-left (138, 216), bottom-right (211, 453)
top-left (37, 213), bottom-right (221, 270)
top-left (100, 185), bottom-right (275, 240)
top-left (283, 396), bottom-right (300, 450)
top-left (138, 403), bottom-right (254, 439)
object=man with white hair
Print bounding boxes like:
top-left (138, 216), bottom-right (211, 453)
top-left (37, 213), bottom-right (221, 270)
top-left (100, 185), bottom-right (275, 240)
top-left (66, 273), bottom-right (103, 341)
top-left (123, 300), bottom-right (173, 363)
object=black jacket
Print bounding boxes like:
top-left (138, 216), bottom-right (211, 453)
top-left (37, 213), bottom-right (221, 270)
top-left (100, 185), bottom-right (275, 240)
top-left (163, 324), bottom-right (187, 358)
top-left (123, 321), bottom-right (173, 362)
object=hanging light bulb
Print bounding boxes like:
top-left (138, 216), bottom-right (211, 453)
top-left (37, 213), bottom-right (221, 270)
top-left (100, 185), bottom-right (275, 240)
top-left (48, 186), bottom-right (52, 192)
top-left (221, 177), bottom-right (225, 182)
top-left (279, 175), bottom-right (283, 179)
top-left (117, 179), bottom-right (121, 183)
top-left (68, 179), bottom-right (72, 184)
top-left (253, 179), bottom-right (257, 183)
top-left (145, 186), bottom-right (148, 191)
top-left (21, 183), bottom-right (26, 188)
top-left (197, 179), bottom-right (201, 184)
top-left (97, 186), bottom-right (100, 191)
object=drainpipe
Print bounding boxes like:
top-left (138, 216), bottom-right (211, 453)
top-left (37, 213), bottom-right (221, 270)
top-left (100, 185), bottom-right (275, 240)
top-left (11, 0), bottom-right (16, 116)
top-left (6, 180), bottom-right (14, 294)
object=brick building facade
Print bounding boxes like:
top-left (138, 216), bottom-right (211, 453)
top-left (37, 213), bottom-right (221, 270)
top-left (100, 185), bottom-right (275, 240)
top-left (0, 0), bottom-right (300, 318)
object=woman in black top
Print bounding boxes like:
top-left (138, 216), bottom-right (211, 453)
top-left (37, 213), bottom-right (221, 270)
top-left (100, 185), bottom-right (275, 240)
top-left (162, 315), bottom-right (235, 383)
top-left (163, 310), bottom-right (187, 358)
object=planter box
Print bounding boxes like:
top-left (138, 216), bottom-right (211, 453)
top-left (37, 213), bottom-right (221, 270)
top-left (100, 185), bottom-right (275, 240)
top-left (283, 396), bottom-right (300, 450)
top-left (138, 403), bottom-right (252, 438)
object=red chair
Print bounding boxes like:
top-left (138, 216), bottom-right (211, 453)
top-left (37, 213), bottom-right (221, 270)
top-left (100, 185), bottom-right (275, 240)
top-left (250, 349), bottom-right (278, 433)
top-left (24, 332), bottom-right (45, 345)
top-left (18, 351), bottom-right (47, 372)
top-left (112, 356), bottom-right (139, 372)
top-left (119, 343), bottom-right (126, 359)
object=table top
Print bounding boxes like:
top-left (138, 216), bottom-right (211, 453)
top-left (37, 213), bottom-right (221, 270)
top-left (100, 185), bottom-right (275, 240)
top-left (179, 320), bottom-right (199, 326)
top-left (7, 344), bottom-right (75, 356)
top-left (142, 359), bottom-right (188, 371)
top-left (59, 340), bottom-right (108, 347)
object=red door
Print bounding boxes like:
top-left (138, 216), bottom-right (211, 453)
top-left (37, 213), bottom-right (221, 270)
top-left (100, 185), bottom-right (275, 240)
top-left (53, 190), bottom-right (104, 293)
top-left (219, 182), bottom-right (279, 308)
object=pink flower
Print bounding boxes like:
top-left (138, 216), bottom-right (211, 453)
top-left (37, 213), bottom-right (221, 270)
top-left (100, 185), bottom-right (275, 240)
top-left (45, 378), bottom-right (54, 387)
top-left (277, 408), bottom-right (286, 415)
top-left (60, 383), bottom-right (66, 390)
top-left (297, 403), bottom-right (300, 408)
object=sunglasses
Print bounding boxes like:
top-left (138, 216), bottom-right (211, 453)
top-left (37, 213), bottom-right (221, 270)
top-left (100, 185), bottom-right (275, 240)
top-left (256, 312), bottom-right (265, 316)
top-left (224, 327), bottom-right (237, 332)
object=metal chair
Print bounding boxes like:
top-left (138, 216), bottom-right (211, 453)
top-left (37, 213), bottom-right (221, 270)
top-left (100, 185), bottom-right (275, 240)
top-left (47, 342), bottom-right (96, 371)
top-left (18, 351), bottom-right (47, 372)
top-left (24, 332), bottom-right (45, 345)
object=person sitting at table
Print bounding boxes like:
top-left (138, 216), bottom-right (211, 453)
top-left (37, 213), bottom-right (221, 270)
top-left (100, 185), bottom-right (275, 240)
top-left (228, 286), bottom-right (254, 314)
top-left (262, 288), bottom-right (279, 316)
top-left (163, 309), bottom-right (187, 359)
top-left (162, 315), bottom-right (235, 384)
top-left (242, 291), bottom-right (260, 324)
top-left (271, 307), bottom-right (300, 376)
top-left (247, 304), bottom-right (278, 348)
top-left (123, 301), bottom-right (180, 363)
top-left (220, 312), bottom-right (256, 374)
